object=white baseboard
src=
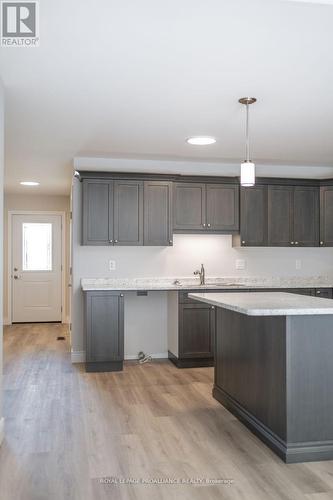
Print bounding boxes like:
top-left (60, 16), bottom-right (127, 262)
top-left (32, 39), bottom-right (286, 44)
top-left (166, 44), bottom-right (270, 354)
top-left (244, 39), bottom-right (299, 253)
top-left (125, 352), bottom-right (168, 360)
top-left (71, 351), bottom-right (168, 363)
top-left (71, 350), bottom-right (85, 363)
top-left (0, 418), bottom-right (4, 446)
top-left (63, 316), bottom-right (70, 325)
top-left (3, 317), bottom-right (10, 326)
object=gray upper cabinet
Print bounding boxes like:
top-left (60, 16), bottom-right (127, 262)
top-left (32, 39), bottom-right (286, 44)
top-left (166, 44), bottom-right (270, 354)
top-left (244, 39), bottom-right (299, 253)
top-left (113, 180), bottom-right (143, 246)
top-left (268, 185), bottom-right (319, 247)
top-left (240, 185), bottom-right (267, 246)
top-left (82, 179), bottom-right (113, 245)
top-left (206, 184), bottom-right (239, 231)
top-left (320, 186), bottom-right (333, 247)
top-left (173, 182), bottom-right (239, 233)
top-left (293, 186), bottom-right (319, 247)
top-left (144, 181), bottom-right (173, 246)
top-left (268, 186), bottom-right (293, 246)
top-left (173, 182), bottom-right (206, 231)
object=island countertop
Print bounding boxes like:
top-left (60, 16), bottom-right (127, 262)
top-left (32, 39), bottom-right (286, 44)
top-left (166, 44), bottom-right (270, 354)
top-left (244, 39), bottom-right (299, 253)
top-left (188, 292), bottom-right (333, 316)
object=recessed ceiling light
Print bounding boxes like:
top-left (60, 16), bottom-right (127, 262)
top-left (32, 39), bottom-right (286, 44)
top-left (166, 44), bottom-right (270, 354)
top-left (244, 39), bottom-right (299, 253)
top-left (186, 136), bottom-right (216, 146)
top-left (20, 181), bottom-right (40, 186)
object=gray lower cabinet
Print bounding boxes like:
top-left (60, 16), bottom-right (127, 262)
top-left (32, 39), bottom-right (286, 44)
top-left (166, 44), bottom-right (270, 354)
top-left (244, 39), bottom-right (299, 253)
top-left (320, 186), bottom-right (333, 246)
top-left (240, 185), bottom-right (267, 246)
top-left (144, 181), bottom-right (173, 246)
top-left (82, 179), bottom-right (113, 245)
top-left (178, 302), bottom-right (215, 367)
top-left (113, 180), bottom-right (143, 246)
top-left (84, 291), bottom-right (124, 372)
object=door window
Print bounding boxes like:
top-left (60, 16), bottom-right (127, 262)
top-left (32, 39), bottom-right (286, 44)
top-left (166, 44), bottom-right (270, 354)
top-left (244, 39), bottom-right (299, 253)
top-left (22, 223), bottom-right (52, 271)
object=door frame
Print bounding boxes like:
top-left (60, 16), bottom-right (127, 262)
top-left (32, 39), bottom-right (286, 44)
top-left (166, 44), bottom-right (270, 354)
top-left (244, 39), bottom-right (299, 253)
top-left (7, 210), bottom-right (66, 325)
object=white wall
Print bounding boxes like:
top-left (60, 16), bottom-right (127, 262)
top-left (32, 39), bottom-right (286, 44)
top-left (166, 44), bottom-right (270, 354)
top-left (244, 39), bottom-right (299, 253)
top-left (3, 193), bottom-right (71, 324)
top-left (72, 177), bottom-right (333, 359)
top-left (0, 79), bottom-right (4, 444)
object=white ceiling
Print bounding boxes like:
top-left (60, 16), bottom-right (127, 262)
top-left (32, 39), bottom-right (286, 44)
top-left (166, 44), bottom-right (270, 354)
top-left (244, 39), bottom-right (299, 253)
top-left (1, 0), bottom-right (333, 194)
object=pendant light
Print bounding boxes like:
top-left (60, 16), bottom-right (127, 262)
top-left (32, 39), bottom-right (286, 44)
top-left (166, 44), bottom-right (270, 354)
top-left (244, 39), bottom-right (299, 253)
top-left (239, 97), bottom-right (257, 187)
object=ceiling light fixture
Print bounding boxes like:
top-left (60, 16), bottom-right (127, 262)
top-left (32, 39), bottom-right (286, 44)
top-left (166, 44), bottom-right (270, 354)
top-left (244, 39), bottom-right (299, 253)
top-left (20, 181), bottom-right (40, 186)
top-left (239, 97), bottom-right (257, 187)
top-left (186, 136), bottom-right (216, 146)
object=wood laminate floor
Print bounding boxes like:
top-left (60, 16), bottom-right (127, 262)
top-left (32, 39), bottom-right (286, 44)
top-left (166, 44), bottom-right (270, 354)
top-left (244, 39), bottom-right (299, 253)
top-left (1, 324), bottom-right (333, 500)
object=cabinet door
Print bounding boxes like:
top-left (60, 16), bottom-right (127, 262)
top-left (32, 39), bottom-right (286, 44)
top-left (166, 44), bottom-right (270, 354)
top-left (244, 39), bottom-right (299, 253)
top-left (144, 181), bottom-right (173, 246)
top-left (240, 185), bottom-right (267, 246)
top-left (179, 303), bottom-right (215, 358)
top-left (113, 180), bottom-right (143, 245)
top-left (267, 186), bottom-right (293, 246)
top-left (85, 291), bottom-right (124, 369)
top-left (173, 183), bottom-right (206, 231)
top-left (314, 288), bottom-right (333, 299)
top-left (320, 187), bottom-right (333, 247)
top-left (206, 184), bottom-right (239, 232)
top-left (293, 187), bottom-right (319, 247)
top-left (82, 179), bottom-right (113, 245)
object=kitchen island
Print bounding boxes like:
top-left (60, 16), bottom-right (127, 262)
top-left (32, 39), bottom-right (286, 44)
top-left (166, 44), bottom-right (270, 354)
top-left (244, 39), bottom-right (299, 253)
top-left (189, 292), bottom-right (333, 463)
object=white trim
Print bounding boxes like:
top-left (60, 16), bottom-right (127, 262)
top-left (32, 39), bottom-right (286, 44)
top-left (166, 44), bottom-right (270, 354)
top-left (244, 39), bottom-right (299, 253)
top-left (71, 350), bottom-right (85, 363)
top-left (7, 211), bottom-right (66, 325)
top-left (3, 317), bottom-right (10, 326)
top-left (0, 418), bottom-right (4, 446)
top-left (70, 351), bottom-right (168, 363)
top-left (125, 352), bottom-right (168, 360)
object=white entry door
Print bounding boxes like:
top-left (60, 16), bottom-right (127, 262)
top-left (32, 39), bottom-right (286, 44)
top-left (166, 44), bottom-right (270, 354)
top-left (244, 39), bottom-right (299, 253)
top-left (12, 214), bottom-right (62, 323)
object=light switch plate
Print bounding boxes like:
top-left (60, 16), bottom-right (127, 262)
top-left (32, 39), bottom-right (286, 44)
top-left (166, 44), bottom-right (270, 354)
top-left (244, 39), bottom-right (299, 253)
top-left (235, 259), bottom-right (246, 270)
top-left (109, 260), bottom-right (116, 271)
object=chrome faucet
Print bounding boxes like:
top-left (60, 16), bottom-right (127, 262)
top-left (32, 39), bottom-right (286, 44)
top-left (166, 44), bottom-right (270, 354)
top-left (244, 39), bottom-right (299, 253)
top-left (194, 264), bottom-right (205, 285)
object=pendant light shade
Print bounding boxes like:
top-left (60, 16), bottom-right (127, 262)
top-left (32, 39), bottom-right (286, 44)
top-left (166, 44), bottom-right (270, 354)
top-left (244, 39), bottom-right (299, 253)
top-left (241, 161), bottom-right (255, 187)
top-left (239, 97), bottom-right (257, 187)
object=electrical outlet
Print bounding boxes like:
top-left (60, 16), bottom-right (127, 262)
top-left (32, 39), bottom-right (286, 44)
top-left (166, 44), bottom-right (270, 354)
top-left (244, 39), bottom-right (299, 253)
top-left (296, 259), bottom-right (301, 270)
top-left (109, 260), bottom-right (116, 271)
top-left (235, 259), bottom-right (246, 270)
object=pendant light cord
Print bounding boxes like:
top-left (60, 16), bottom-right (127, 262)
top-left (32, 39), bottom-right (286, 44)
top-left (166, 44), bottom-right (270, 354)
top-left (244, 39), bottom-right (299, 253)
top-left (245, 103), bottom-right (250, 162)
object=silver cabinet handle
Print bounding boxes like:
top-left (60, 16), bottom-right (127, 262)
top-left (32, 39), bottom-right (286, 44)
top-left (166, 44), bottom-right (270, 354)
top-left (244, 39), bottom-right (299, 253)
top-left (211, 306), bottom-right (215, 309)
top-left (169, 240), bottom-right (173, 245)
top-left (114, 240), bottom-right (118, 243)
top-left (290, 241), bottom-right (294, 245)
top-left (317, 291), bottom-right (321, 294)
top-left (14, 267), bottom-right (18, 272)
top-left (320, 241), bottom-right (324, 245)
top-left (207, 223), bottom-right (211, 228)
top-left (13, 275), bottom-right (20, 280)
top-left (202, 223), bottom-right (206, 227)
top-left (242, 240), bottom-right (246, 244)
top-left (120, 293), bottom-right (124, 297)
top-left (295, 241), bottom-right (299, 245)
top-left (109, 240), bottom-right (113, 244)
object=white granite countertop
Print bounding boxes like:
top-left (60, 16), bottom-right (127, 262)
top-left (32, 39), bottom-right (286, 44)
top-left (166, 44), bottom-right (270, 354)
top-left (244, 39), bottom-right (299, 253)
top-left (188, 292), bottom-right (333, 316)
top-left (81, 276), bottom-right (333, 292)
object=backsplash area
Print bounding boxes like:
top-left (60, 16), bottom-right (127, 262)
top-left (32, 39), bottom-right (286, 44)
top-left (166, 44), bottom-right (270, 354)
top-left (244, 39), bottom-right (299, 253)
top-left (78, 233), bottom-right (333, 280)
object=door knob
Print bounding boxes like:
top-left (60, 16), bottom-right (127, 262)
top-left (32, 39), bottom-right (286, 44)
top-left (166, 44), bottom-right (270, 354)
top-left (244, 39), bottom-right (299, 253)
top-left (14, 267), bottom-right (18, 272)
top-left (13, 275), bottom-right (20, 280)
